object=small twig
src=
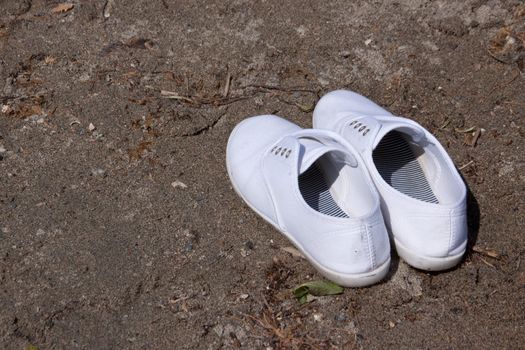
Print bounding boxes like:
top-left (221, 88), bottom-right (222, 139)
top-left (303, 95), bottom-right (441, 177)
top-left (168, 295), bottom-right (191, 304)
top-left (480, 257), bottom-right (496, 269)
top-left (439, 118), bottom-right (451, 130)
top-left (458, 160), bottom-right (474, 170)
top-left (160, 90), bottom-right (194, 103)
top-left (454, 126), bottom-right (476, 133)
top-left (223, 72), bottom-right (232, 97)
top-left (487, 49), bottom-right (510, 64)
top-left (484, 68), bottom-right (520, 98)
top-left (242, 84), bottom-right (318, 94)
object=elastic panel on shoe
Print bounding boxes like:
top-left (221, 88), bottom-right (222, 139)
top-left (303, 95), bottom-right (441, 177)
top-left (372, 131), bottom-right (439, 204)
top-left (298, 162), bottom-right (349, 218)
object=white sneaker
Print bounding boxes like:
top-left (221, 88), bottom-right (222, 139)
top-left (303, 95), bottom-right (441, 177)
top-left (313, 90), bottom-right (468, 271)
top-left (226, 115), bottom-right (391, 287)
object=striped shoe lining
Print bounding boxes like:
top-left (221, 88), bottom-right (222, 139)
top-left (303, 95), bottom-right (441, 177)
top-left (298, 162), bottom-right (349, 218)
top-left (372, 131), bottom-right (439, 204)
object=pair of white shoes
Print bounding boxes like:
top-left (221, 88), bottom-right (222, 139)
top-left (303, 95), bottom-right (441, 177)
top-left (226, 90), bottom-right (468, 287)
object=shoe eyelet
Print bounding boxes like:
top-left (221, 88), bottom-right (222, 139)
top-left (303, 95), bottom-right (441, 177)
top-left (349, 120), bottom-right (357, 126)
top-left (363, 128), bottom-right (370, 136)
top-left (354, 122), bottom-right (361, 129)
top-left (281, 148), bottom-right (287, 156)
top-left (285, 149), bottom-right (291, 158)
top-left (358, 126), bottom-right (366, 132)
top-left (275, 147), bottom-right (282, 155)
top-left (271, 146), bottom-right (277, 153)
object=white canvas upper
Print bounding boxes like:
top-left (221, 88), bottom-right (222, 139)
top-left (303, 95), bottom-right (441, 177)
top-left (313, 90), bottom-right (468, 271)
top-left (226, 115), bottom-right (391, 286)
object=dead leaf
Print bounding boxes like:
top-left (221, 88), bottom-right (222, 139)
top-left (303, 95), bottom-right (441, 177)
top-left (126, 37), bottom-right (154, 49)
top-left (464, 129), bottom-right (481, 147)
top-left (128, 141), bottom-right (152, 161)
top-left (473, 246), bottom-right (501, 259)
top-left (51, 3), bottom-right (74, 14)
top-left (144, 114), bottom-right (154, 130)
top-left (123, 70), bottom-right (140, 79)
top-left (280, 246), bottom-right (305, 259)
top-left (16, 104), bottom-right (42, 119)
top-left (164, 71), bottom-right (175, 81)
top-left (44, 56), bottom-right (56, 65)
top-left (0, 27), bottom-right (8, 39)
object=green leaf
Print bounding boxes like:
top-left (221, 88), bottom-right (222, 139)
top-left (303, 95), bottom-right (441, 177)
top-left (298, 294), bottom-right (308, 304)
top-left (292, 280), bottom-right (343, 304)
top-left (27, 345), bottom-right (39, 350)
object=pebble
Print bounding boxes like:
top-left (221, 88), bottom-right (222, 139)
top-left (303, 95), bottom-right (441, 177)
top-left (335, 313), bottom-right (347, 322)
top-left (171, 181), bottom-right (187, 189)
top-left (91, 168), bottom-right (106, 176)
top-left (88, 123), bottom-right (96, 132)
top-left (240, 247), bottom-right (251, 257)
top-left (213, 324), bottom-right (224, 337)
top-left (244, 240), bottom-right (254, 250)
top-left (340, 50), bottom-right (351, 58)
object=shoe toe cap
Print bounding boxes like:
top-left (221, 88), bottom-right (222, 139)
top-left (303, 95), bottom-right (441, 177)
top-left (226, 115), bottom-right (301, 219)
top-left (313, 90), bottom-right (392, 130)
top-left (226, 115), bottom-right (300, 172)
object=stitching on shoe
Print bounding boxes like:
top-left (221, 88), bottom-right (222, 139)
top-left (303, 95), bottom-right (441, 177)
top-left (364, 223), bottom-right (376, 269)
top-left (448, 208), bottom-right (454, 254)
top-left (260, 149), bottom-right (282, 228)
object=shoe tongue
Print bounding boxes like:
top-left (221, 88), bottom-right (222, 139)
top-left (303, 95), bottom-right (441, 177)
top-left (297, 138), bottom-right (343, 174)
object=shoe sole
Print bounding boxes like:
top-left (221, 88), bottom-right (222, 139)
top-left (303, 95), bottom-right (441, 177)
top-left (394, 238), bottom-right (465, 271)
top-left (226, 134), bottom-right (390, 287)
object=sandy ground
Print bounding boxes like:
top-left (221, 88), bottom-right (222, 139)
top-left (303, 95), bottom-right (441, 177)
top-left (1, 0), bottom-right (525, 349)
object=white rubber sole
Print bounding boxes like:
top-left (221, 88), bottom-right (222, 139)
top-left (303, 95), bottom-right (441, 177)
top-left (226, 154), bottom-right (390, 287)
top-left (394, 238), bottom-right (465, 271)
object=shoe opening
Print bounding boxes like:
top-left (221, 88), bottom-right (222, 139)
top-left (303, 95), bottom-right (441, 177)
top-left (372, 130), bottom-right (463, 205)
top-left (298, 152), bottom-right (376, 218)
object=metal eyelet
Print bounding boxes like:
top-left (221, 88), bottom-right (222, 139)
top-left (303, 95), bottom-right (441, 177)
top-left (363, 128), bottom-right (370, 136)
top-left (358, 126), bottom-right (366, 132)
top-left (354, 122), bottom-right (361, 129)
top-left (280, 148), bottom-right (287, 156)
top-left (275, 147), bottom-right (282, 155)
top-left (285, 149), bottom-right (291, 158)
top-left (349, 120), bottom-right (357, 126)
